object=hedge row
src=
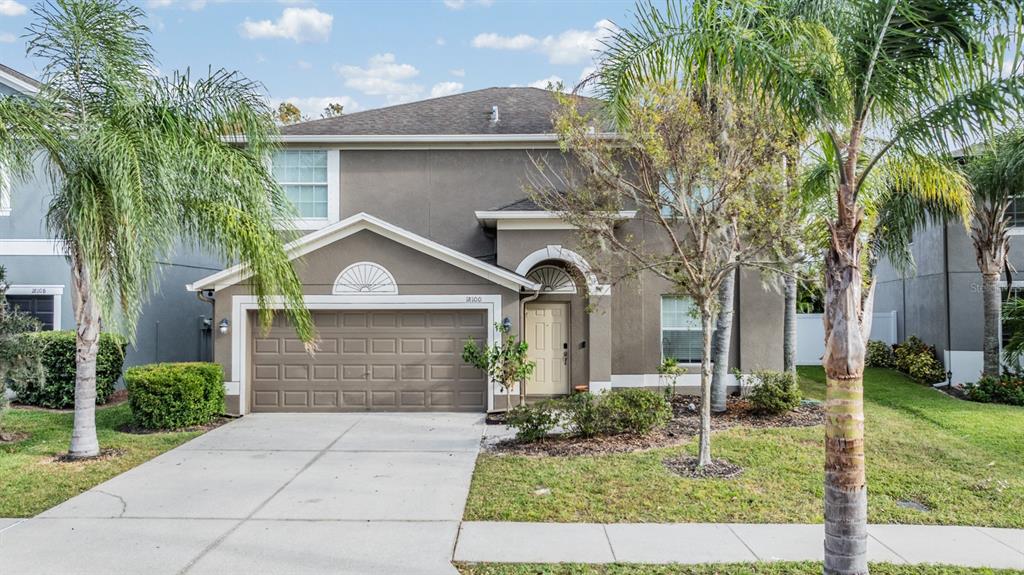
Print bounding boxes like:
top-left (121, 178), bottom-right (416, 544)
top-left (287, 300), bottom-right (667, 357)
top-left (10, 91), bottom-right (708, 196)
top-left (8, 330), bottom-right (127, 409)
top-left (125, 362), bottom-right (225, 430)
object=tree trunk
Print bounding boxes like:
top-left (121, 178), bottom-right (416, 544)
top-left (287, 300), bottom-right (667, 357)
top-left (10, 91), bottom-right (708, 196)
top-left (822, 187), bottom-right (868, 575)
top-left (697, 302), bottom-right (714, 467)
top-left (69, 257), bottom-right (101, 459)
top-left (710, 268), bottom-right (735, 413)
top-left (982, 271), bottom-right (1002, 377)
top-left (784, 274), bottom-right (797, 377)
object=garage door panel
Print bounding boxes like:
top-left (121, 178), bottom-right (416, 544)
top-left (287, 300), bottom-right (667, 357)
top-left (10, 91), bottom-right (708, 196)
top-left (251, 309), bottom-right (487, 412)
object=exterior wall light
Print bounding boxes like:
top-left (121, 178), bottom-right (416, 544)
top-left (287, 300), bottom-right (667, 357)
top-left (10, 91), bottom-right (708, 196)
top-left (218, 318), bottom-right (230, 335)
top-left (502, 317), bottom-right (512, 331)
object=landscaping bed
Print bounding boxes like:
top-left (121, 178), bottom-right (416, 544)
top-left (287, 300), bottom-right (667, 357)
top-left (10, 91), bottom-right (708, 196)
top-left (464, 368), bottom-right (1024, 527)
top-left (487, 396), bottom-right (823, 457)
top-left (456, 563), bottom-right (1023, 575)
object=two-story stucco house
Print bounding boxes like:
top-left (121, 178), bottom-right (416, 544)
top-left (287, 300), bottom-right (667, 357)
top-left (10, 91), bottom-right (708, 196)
top-left (1, 61), bottom-right (784, 413)
top-left (184, 87), bottom-right (786, 414)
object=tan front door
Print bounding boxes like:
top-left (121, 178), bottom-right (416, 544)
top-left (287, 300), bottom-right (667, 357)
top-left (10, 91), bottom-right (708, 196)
top-left (525, 302), bottom-right (570, 395)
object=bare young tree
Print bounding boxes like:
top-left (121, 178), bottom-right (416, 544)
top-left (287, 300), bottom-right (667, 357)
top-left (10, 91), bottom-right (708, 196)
top-left (531, 86), bottom-right (795, 467)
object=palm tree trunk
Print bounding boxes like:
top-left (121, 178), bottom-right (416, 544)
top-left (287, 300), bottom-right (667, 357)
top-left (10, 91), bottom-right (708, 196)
top-left (822, 190), bottom-right (868, 575)
top-left (711, 268), bottom-right (735, 413)
top-left (784, 274), bottom-right (797, 376)
top-left (982, 271), bottom-right (1002, 377)
top-left (69, 257), bottom-right (101, 458)
top-left (697, 301), bottom-right (714, 466)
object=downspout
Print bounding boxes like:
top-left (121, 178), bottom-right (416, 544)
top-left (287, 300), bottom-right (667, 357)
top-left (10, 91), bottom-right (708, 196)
top-left (197, 289), bottom-right (215, 363)
top-left (943, 223), bottom-right (952, 387)
top-left (519, 288), bottom-right (541, 405)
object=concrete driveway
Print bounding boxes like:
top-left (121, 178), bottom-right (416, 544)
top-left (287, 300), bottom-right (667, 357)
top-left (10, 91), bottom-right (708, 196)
top-left (0, 412), bottom-right (485, 575)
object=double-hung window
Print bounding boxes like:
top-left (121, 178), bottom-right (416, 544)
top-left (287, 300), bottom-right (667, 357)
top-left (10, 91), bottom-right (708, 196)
top-left (661, 295), bottom-right (704, 364)
top-left (1008, 195), bottom-right (1024, 229)
top-left (272, 150), bottom-right (330, 221)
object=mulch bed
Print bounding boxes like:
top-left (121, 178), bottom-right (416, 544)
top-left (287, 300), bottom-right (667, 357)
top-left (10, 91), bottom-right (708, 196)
top-left (486, 396), bottom-right (824, 457)
top-left (52, 448), bottom-right (126, 463)
top-left (663, 455), bottom-right (744, 479)
top-left (117, 416), bottom-right (232, 435)
top-left (0, 431), bottom-right (30, 445)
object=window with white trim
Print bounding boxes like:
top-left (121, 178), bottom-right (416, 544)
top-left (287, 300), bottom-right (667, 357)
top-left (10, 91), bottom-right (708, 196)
top-left (0, 164), bottom-right (10, 216)
top-left (1008, 195), bottom-right (1024, 228)
top-left (661, 295), bottom-right (704, 364)
top-left (272, 150), bottom-right (329, 219)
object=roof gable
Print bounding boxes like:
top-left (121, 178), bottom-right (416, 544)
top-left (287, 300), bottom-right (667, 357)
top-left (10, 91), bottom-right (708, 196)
top-left (0, 64), bottom-right (40, 97)
top-left (187, 212), bottom-right (540, 292)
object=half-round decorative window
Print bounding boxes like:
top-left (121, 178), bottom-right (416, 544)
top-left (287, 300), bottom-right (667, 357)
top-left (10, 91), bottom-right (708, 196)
top-left (333, 262), bottom-right (399, 295)
top-left (527, 265), bottom-right (577, 294)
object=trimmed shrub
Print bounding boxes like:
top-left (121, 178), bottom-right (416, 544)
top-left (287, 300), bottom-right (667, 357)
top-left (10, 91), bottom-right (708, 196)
top-left (594, 388), bottom-right (671, 435)
top-left (505, 400), bottom-right (560, 442)
top-left (963, 375), bottom-right (1024, 406)
top-left (747, 370), bottom-right (802, 415)
top-left (9, 330), bottom-right (127, 408)
top-left (893, 336), bottom-right (946, 384)
top-left (125, 362), bottom-right (224, 430)
top-left (561, 392), bottom-right (601, 437)
top-left (865, 340), bottom-right (895, 368)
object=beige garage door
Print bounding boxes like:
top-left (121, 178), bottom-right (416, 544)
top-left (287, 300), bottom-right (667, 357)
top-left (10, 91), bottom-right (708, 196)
top-left (250, 309), bottom-right (488, 412)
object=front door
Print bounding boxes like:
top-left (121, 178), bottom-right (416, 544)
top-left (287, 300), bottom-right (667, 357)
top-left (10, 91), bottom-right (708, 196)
top-left (525, 302), bottom-right (570, 396)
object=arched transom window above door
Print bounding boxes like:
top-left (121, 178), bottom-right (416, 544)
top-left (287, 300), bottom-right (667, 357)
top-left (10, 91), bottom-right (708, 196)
top-left (527, 265), bottom-right (577, 294)
top-left (333, 262), bottom-right (398, 295)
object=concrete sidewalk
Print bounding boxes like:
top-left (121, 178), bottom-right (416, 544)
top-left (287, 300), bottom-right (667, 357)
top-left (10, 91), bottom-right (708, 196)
top-left (454, 522), bottom-right (1024, 569)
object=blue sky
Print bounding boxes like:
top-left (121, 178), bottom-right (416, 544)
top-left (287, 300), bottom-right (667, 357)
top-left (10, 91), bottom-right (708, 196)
top-left (0, 0), bottom-right (636, 116)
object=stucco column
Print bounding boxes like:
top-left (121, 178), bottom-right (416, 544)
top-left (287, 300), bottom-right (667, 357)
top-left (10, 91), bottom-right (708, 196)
top-left (588, 291), bottom-right (612, 393)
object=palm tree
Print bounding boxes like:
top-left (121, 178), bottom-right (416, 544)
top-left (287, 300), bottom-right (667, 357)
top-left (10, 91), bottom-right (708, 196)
top-left (0, 0), bottom-right (314, 458)
top-left (595, 1), bottom-right (1018, 573)
top-left (965, 128), bottom-right (1024, 376)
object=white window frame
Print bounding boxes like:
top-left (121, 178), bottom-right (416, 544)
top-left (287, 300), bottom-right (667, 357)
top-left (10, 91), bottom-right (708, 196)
top-left (660, 295), bottom-right (703, 366)
top-left (0, 165), bottom-right (11, 217)
top-left (272, 148), bottom-right (340, 230)
top-left (6, 285), bottom-right (63, 330)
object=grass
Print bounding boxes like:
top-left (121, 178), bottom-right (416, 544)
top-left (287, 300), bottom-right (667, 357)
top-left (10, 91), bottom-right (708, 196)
top-left (464, 368), bottom-right (1024, 527)
top-left (455, 563), bottom-right (1021, 575)
top-left (0, 402), bottom-right (209, 517)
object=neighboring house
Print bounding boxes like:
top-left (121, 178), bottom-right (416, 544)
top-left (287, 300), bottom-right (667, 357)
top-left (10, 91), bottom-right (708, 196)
top-left (0, 64), bottom-right (216, 366)
top-left (187, 87), bottom-right (785, 414)
top-left (874, 216), bottom-right (1024, 385)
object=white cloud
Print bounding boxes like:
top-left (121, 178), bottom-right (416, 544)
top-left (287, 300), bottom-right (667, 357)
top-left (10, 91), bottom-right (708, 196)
top-left (472, 32), bottom-right (537, 51)
top-left (449, 68), bottom-right (465, 77)
top-left (472, 20), bottom-right (617, 65)
top-left (430, 81), bottom-right (463, 98)
top-left (272, 96), bottom-right (361, 117)
top-left (529, 75), bottom-right (564, 90)
top-left (0, 0), bottom-right (26, 16)
top-left (296, 59), bottom-right (312, 70)
top-left (240, 7), bottom-right (333, 43)
top-left (335, 53), bottom-right (422, 103)
top-left (0, 32), bottom-right (15, 43)
top-left (435, 36), bottom-right (446, 46)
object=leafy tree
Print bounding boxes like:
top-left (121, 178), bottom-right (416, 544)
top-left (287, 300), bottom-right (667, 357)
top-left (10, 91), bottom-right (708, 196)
top-left (275, 101), bottom-right (305, 125)
top-left (532, 86), bottom-right (795, 467)
top-left (0, 266), bottom-right (43, 440)
top-left (0, 0), bottom-right (314, 458)
top-left (321, 102), bottom-right (344, 119)
top-left (594, 0), bottom-right (1018, 572)
top-left (966, 128), bottom-right (1024, 375)
top-left (462, 323), bottom-right (535, 414)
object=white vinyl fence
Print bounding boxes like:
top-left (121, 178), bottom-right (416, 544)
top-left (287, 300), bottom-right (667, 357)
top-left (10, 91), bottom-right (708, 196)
top-left (796, 311), bottom-right (898, 365)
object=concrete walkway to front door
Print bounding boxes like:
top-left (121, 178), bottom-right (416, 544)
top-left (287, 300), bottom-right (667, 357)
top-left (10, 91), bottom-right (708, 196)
top-left (0, 413), bottom-right (485, 575)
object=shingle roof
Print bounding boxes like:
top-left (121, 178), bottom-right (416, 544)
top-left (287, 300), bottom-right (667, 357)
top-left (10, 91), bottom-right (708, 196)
top-left (0, 63), bottom-right (41, 91)
top-left (280, 87), bottom-right (603, 136)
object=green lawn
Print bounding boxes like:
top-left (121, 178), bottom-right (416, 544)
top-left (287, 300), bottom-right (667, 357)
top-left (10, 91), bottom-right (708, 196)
top-left (464, 368), bottom-right (1024, 527)
top-left (0, 403), bottom-right (209, 517)
top-left (456, 563), bottom-right (1021, 575)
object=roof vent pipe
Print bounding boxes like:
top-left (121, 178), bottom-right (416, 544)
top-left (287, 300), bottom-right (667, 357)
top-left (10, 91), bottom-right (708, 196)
top-left (490, 105), bottom-right (500, 124)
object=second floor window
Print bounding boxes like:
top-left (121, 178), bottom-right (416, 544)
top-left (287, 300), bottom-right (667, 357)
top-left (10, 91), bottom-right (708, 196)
top-left (272, 150), bottom-right (329, 219)
top-left (661, 295), bottom-right (705, 364)
top-left (1009, 195), bottom-right (1024, 228)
